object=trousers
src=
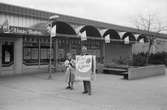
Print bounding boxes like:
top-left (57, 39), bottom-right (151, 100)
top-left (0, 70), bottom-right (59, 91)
top-left (83, 80), bottom-right (91, 95)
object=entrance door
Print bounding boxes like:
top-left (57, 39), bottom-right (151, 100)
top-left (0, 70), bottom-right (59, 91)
top-left (2, 41), bottom-right (14, 67)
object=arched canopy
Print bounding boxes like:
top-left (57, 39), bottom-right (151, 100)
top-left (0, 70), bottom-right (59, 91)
top-left (80, 25), bottom-right (101, 37)
top-left (137, 34), bottom-right (149, 42)
top-left (122, 32), bottom-right (136, 41)
top-left (30, 21), bottom-right (76, 35)
top-left (52, 21), bottom-right (76, 35)
top-left (103, 29), bottom-right (120, 39)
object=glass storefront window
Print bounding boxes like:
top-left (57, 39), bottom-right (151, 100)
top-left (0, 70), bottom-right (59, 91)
top-left (23, 37), bottom-right (53, 65)
top-left (71, 39), bottom-right (80, 56)
top-left (23, 41), bottom-right (39, 65)
top-left (86, 40), bottom-right (101, 63)
top-left (23, 37), bottom-right (102, 66)
top-left (40, 47), bottom-right (53, 64)
top-left (57, 39), bottom-right (67, 62)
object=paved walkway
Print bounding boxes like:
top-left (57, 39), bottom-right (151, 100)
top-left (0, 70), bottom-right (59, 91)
top-left (0, 69), bottom-right (167, 110)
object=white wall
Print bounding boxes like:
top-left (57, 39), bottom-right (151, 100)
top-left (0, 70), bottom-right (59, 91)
top-left (14, 38), bottom-right (23, 74)
top-left (0, 14), bottom-right (47, 27)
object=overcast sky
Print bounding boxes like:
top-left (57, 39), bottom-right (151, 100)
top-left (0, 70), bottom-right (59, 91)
top-left (1, 0), bottom-right (167, 28)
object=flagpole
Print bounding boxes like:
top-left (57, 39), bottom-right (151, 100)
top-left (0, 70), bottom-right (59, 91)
top-left (48, 15), bottom-right (59, 79)
top-left (48, 24), bottom-right (53, 79)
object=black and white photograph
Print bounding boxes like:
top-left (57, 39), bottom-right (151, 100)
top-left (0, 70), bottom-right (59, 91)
top-left (0, 0), bottom-right (167, 110)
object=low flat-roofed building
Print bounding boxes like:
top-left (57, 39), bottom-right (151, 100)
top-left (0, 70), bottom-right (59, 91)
top-left (0, 3), bottom-right (166, 75)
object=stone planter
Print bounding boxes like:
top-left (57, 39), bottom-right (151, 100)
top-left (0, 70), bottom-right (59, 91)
top-left (127, 65), bottom-right (166, 80)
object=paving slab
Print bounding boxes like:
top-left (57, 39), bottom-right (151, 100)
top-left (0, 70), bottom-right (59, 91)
top-left (0, 69), bottom-right (167, 110)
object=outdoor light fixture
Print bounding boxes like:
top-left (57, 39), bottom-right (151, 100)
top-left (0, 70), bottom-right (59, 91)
top-left (48, 15), bottom-right (59, 79)
top-left (49, 15), bottom-right (59, 20)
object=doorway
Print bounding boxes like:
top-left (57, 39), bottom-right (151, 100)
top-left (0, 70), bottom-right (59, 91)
top-left (2, 41), bottom-right (14, 67)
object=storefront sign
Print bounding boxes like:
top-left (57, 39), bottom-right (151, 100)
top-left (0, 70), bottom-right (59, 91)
top-left (0, 25), bottom-right (47, 36)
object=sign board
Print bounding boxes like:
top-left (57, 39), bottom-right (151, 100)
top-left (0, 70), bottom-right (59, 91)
top-left (0, 25), bottom-right (45, 36)
top-left (79, 31), bottom-right (87, 41)
top-left (75, 55), bottom-right (96, 81)
top-left (51, 25), bottom-right (56, 37)
top-left (104, 34), bottom-right (110, 43)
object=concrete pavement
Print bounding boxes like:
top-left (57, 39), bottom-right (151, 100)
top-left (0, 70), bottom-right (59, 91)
top-left (0, 69), bottom-right (167, 110)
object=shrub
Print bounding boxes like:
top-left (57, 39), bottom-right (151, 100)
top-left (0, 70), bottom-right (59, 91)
top-left (149, 52), bottom-right (167, 66)
top-left (132, 52), bottom-right (167, 66)
top-left (132, 53), bottom-right (146, 66)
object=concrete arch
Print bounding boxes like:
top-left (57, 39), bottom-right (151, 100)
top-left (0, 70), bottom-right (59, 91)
top-left (122, 32), bottom-right (136, 41)
top-left (103, 29), bottom-right (120, 39)
top-left (99, 29), bottom-right (107, 37)
top-left (30, 21), bottom-right (76, 35)
top-left (52, 21), bottom-right (76, 35)
top-left (118, 32), bottom-right (126, 39)
top-left (74, 25), bottom-right (85, 34)
top-left (137, 34), bottom-right (149, 42)
top-left (79, 25), bottom-right (101, 37)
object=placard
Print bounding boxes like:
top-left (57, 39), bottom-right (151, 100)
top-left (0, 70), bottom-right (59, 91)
top-left (75, 55), bottom-right (96, 81)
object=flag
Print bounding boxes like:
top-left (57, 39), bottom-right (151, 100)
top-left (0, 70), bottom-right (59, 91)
top-left (79, 31), bottom-right (87, 41)
top-left (50, 25), bottom-right (56, 37)
top-left (152, 39), bottom-right (157, 53)
top-left (46, 24), bottom-right (51, 33)
top-left (152, 45), bottom-right (156, 53)
top-left (124, 37), bottom-right (129, 44)
top-left (2, 19), bottom-right (9, 33)
top-left (139, 38), bottom-right (144, 43)
top-left (104, 34), bottom-right (110, 43)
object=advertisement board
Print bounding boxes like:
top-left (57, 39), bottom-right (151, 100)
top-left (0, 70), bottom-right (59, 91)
top-left (75, 55), bottom-right (96, 81)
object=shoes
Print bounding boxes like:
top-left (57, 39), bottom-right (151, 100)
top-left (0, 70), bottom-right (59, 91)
top-left (66, 86), bottom-right (71, 89)
top-left (66, 86), bottom-right (74, 90)
top-left (82, 91), bottom-right (91, 95)
top-left (82, 91), bottom-right (88, 94)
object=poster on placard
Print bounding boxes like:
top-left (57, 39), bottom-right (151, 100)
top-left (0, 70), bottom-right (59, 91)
top-left (75, 55), bottom-right (96, 81)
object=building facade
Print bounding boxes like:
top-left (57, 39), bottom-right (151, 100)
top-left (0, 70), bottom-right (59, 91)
top-left (0, 3), bottom-right (166, 76)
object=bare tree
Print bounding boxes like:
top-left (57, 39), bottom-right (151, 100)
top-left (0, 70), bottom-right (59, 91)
top-left (133, 13), bottom-right (167, 65)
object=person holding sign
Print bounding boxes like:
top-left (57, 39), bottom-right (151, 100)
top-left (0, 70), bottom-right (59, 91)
top-left (64, 53), bottom-right (75, 90)
top-left (75, 46), bottom-right (96, 95)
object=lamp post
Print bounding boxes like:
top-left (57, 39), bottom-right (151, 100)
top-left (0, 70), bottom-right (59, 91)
top-left (48, 15), bottom-right (59, 79)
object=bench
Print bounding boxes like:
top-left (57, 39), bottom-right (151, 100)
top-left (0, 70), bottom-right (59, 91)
top-left (103, 66), bottom-right (128, 79)
top-left (103, 65), bottom-right (166, 80)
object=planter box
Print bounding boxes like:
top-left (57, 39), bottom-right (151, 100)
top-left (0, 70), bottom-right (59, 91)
top-left (128, 65), bottom-right (166, 80)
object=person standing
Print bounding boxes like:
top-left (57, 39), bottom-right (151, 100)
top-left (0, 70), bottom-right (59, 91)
top-left (81, 46), bottom-right (92, 95)
top-left (64, 53), bottom-right (75, 90)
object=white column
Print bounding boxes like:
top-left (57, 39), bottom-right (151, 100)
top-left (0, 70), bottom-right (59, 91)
top-left (14, 38), bottom-right (23, 74)
top-left (103, 42), bottom-right (106, 64)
